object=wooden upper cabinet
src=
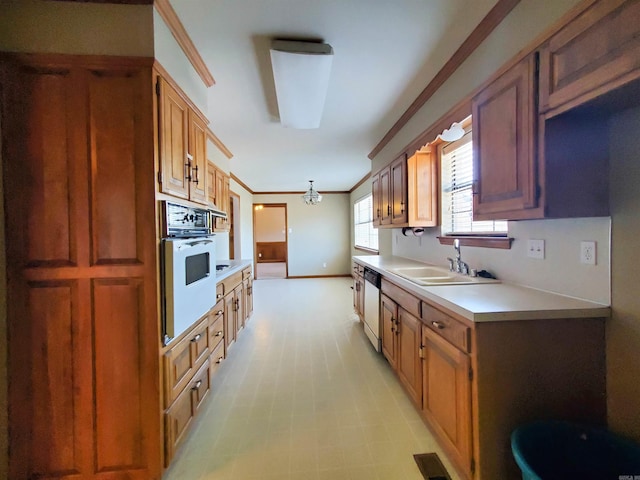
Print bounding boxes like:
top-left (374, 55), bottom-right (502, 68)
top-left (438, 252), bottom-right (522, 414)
top-left (371, 172), bottom-right (381, 226)
top-left (373, 153), bottom-right (409, 228)
top-left (158, 77), bottom-right (189, 200)
top-left (472, 53), bottom-right (538, 220)
top-left (407, 149), bottom-right (438, 227)
top-left (206, 160), bottom-right (216, 205)
top-left (379, 165), bottom-right (392, 225)
top-left (539, 0), bottom-right (640, 117)
top-left (390, 153), bottom-right (408, 225)
top-left (157, 76), bottom-right (208, 205)
top-left (188, 110), bottom-right (208, 204)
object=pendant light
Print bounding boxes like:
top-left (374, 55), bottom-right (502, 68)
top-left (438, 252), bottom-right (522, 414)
top-left (302, 180), bottom-right (323, 205)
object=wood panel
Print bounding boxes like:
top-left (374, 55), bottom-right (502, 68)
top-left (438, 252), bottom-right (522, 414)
top-left (89, 69), bottom-right (141, 265)
top-left (407, 149), bottom-right (438, 227)
top-left (380, 278), bottom-right (420, 318)
top-left (539, 0), bottom-right (640, 116)
top-left (379, 166), bottom-right (391, 225)
top-left (422, 327), bottom-right (472, 474)
top-left (380, 294), bottom-right (398, 369)
top-left (188, 110), bottom-right (208, 205)
top-left (11, 66), bottom-right (77, 268)
top-left (93, 278), bottom-right (145, 471)
top-left (390, 153), bottom-right (408, 225)
top-left (371, 172), bottom-right (381, 226)
top-left (159, 77), bottom-right (189, 200)
top-left (472, 53), bottom-right (538, 219)
top-left (397, 307), bottom-right (423, 407)
top-left (256, 241), bottom-right (287, 262)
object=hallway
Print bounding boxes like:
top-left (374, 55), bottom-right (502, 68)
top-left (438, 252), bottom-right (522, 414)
top-left (164, 277), bottom-right (460, 480)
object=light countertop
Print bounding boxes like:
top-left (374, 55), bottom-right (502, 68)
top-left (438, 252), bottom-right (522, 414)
top-left (215, 259), bottom-right (252, 283)
top-left (353, 255), bottom-right (610, 322)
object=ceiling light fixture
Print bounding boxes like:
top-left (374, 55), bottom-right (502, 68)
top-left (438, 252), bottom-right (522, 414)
top-left (270, 40), bottom-right (333, 129)
top-left (302, 180), bottom-right (323, 205)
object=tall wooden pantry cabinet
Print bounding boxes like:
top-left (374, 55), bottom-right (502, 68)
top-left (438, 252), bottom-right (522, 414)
top-left (0, 54), bottom-right (162, 479)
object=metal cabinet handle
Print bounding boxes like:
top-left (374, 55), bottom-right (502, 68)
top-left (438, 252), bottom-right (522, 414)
top-left (387, 204), bottom-right (391, 215)
top-left (400, 200), bottom-right (405, 214)
top-left (192, 165), bottom-right (199, 186)
top-left (192, 334), bottom-right (201, 342)
top-left (215, 331), bottom-right (223, 337)
top-left (216, 293), bottom-right (223, 299)
top-left (431, 321), bottom-right (445, 329)
top-left (216, 310), bottom-right (223, 316)
top-left (185, 157), bottom-right (192, 181)
top-left (192, 380), bottom-right (202, 390)
top-left (216, 356), bottom-right (223, 364)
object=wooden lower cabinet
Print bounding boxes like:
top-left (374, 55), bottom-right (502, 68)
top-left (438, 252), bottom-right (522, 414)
top-left (165, 359), bottom-right (211, 463)
top-left (397, 307), bottom-right (423, 408)
top-left (421, 327), bottom-right (472, 474)
top-left (352, 264), bottom-right (365, 320)
top-left (381, 294), bottom-right (398, 370)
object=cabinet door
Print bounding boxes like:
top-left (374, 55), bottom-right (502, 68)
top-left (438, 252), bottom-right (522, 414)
top-left (243, 276), bottom-right (254, 320)
top-left (397, 307), bottom-right (423, 407)
top-left (422, 327), bottom-right (472, 473)
top-left (188, 110), bottom-right (208, 205)
top-left (356, 276), bottom-right (365, 319)
top-left (159, 77), bottom-right (190, 200)
top-left (224, 293), bottom-right (236, 352)
top-left (381, 294), bottom-right (398, 369)
top-left (371, 172), bottom-right (382, 226)
top-left (234, 283), bottom-right (245, 332)
top-left (472, 54), bottom-right (538, 220)
top-left (408, 150), bottom-right (438, 227)
top-left (390, 154), bottom-right (408, 225)
top-left (207, 160), bottom-right (216, 206)
top-left (380, 166), bottom-right (392, 225)
top-left (539, 0), bottom-right (640, 115)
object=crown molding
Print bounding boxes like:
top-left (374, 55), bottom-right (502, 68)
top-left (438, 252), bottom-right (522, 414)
top-left (368, 0), bottom-right (521, 160)
top-left (154, 0), bottom-right (215, 87)
top-left (230, 174), bottom-right (254, 194)
top-left (206, 128), bottom-right (233, 159)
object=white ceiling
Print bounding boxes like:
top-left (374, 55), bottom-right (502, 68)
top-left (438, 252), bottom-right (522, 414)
top-left (169, 0), bottom-right (498, 193)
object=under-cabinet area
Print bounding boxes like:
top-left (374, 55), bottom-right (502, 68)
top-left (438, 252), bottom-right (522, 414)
top-left (354, 256), bottom-right (608, 480)
top-left (162, 261), bottom-right (253, 467)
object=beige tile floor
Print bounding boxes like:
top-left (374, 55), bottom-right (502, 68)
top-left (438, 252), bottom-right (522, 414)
top-left (164, 277), bottom-right (461, 480)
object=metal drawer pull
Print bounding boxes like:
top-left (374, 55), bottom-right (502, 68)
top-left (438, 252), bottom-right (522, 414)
top-left (192, 334), bottom-right (201, 342)
top-left (192, 380), bottom-right (202, 390)
top-left (216, 356), bottom-right (223, 364)
top-left (432, 321), bottom-right (445, 329)
top-left (216, 293), bottom-right (222, 299)
top-left (216, 310), bottom-right (223, 316)
top-left (215, 331), bottom-right (223, 337)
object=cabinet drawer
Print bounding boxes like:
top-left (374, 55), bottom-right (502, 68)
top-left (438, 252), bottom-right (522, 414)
top-left (222, 271), bottom-right (243, 293)
top-left (163, 316), bottom-right (209, 408)
top-left (191, 358), bottom-right (211, 413)
top-left (164, 380), bottom-right (194, 466)
top-left (209, 340), bottom-right (225, 381)
top-left (381, 278), bottom-right (420, 317)
top-left (242, 267), bottom-right (252, 280)
top-left (421, 302), bottom-right (471, 353)
top-left (215, 283), bottom-right (224, 302)
top-left (353, 263), bottom-right (364, 276)
top-left (208, 304), bottom-right (225, 350)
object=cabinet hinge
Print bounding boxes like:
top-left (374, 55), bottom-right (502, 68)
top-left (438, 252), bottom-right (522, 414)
top-left (419, 345), bottom-right (425, 359)
top-left (155, 79), bottom-right (161, 96)
top-left (468, 367), bottom-right (473, 382)
top-left (157, 171), bottom-right (163, 184)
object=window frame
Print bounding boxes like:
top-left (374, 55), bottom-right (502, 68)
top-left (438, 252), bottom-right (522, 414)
top-left (353, 193), bottom-right (379, 253)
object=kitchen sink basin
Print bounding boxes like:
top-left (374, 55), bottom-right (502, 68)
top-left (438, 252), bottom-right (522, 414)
top-left (388, 266), bottom-right (499, 286)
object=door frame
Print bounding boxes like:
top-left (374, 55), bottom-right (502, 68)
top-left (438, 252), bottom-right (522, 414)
top-left (229, 190), bottom-right (240, 259)
top-left (252, 203), bottom-right (288, 279)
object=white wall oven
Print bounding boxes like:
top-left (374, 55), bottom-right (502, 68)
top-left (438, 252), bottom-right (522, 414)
top-left (161, 201), bottom-right (216, 346)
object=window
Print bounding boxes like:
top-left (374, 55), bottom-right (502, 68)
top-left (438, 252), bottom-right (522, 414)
top-left (440, 130), bottom-right (507, 236)
top-left (354, 194), bottom-right (378, 251)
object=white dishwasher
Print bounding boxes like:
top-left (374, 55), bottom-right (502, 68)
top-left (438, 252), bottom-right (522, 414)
top-left (363, 268), bottom-right (381, 352)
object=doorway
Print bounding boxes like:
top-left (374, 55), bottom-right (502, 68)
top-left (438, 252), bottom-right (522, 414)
top-left (229, 191), bottom-right (240, 259)
top-left (253, 203), bottom-right (287, 279)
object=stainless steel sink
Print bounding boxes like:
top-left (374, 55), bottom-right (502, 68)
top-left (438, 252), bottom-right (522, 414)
top-left (388, 266), bottom-right (499, 286)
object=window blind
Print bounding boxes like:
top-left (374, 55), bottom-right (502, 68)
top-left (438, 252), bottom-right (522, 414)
top-left (441, 131), bottom-right (507, 235)
top-left (354, 194), bottom-right (378, 250)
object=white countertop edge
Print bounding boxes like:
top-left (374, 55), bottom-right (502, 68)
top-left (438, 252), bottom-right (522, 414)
top-left (353, 255), bottom-right (610, 322)
top-left (215, 259), bottom-right (252, 283)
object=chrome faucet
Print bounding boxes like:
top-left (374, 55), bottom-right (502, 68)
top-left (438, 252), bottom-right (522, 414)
top-left (448, 239), bottom-right (470, 275)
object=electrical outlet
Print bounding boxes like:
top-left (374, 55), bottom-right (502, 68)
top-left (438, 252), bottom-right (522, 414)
top-left (527, 239), bottom-right (545, 259)
top-left (580, 241), bottom-right (596, 265)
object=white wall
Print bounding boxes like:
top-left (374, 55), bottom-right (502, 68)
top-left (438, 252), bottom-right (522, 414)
top-left (0, 1), bottom-right (154, 56)
top-left (608, 106), bottom-right (640, 441)
top-left (230, 178), bottom-right (254, 261)
top-left (253, 193), bottom-right (351, 277)
top-left (153, 9), bottom-right (208, 114)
